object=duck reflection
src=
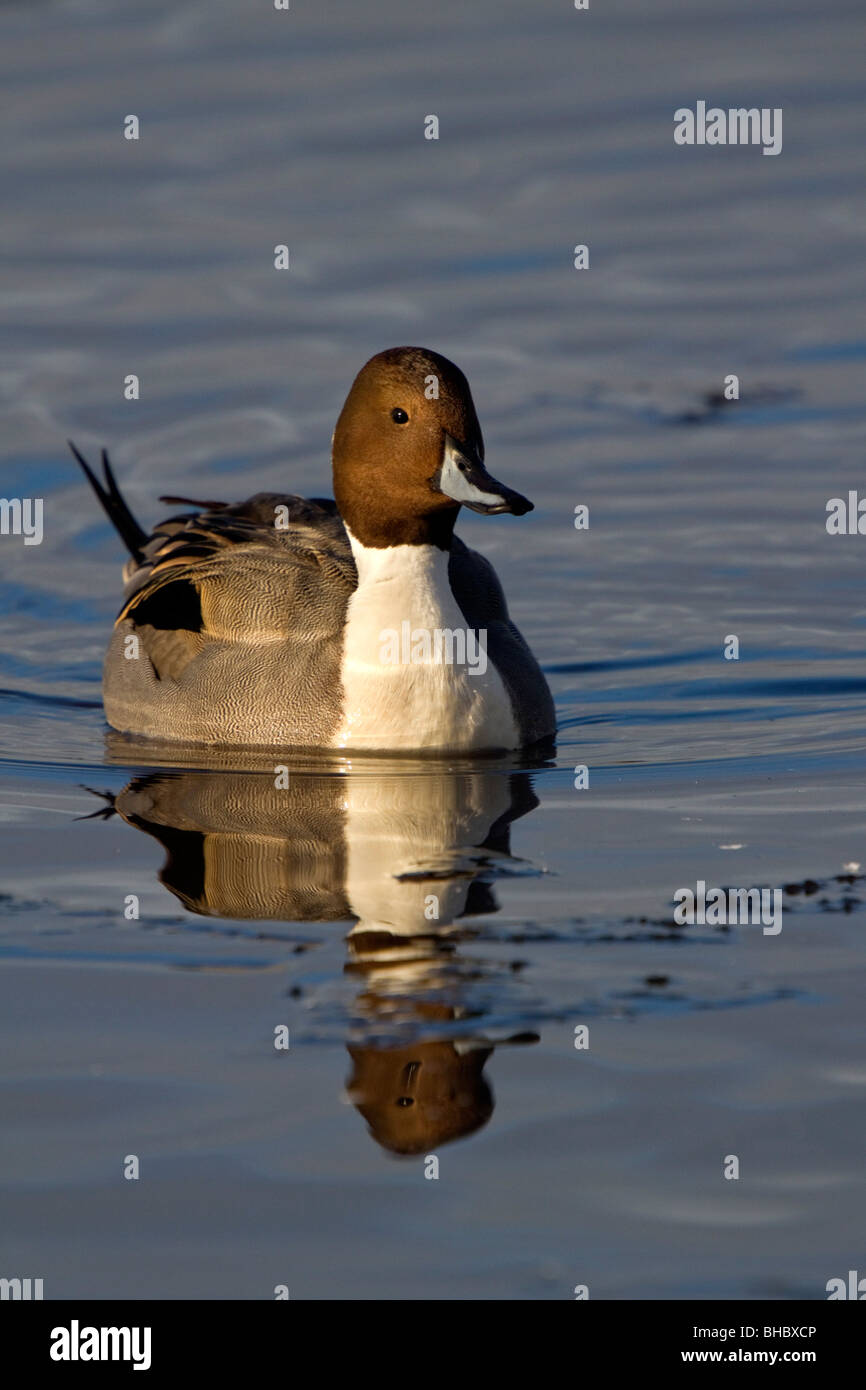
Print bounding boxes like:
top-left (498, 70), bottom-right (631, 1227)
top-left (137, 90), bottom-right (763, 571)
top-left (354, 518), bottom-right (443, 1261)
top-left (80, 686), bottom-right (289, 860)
top-left (97, 762), bottom-right (542, 1154)
top-left (346, 1035), bottom-right (493, 1155)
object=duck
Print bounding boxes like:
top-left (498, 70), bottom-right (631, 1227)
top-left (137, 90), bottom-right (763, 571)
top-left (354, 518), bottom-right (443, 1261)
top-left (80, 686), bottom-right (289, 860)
top-left (72, 345), bottom-right (555, 753)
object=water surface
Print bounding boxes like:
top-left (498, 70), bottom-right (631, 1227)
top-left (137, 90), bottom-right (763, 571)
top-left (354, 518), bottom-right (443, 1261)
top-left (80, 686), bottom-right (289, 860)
top-left (1, 0), bottom-right (865, 1299)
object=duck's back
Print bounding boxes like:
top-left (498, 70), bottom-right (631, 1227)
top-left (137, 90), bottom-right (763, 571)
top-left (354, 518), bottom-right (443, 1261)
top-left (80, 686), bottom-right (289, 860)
top-left (106, 494), bottom-right (357, 747)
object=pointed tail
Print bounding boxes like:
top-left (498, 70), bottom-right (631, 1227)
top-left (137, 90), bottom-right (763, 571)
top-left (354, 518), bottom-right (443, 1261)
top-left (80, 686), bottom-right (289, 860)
top-left (69, 441), bottom-right (147, 563)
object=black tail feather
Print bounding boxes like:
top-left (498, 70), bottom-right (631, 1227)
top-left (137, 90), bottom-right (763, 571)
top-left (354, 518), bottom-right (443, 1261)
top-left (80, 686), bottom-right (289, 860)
top-left (69, 441), bottom-right (147, 562)
top-left (76, 785), bottom-right (119, 822)
top-left (158, 494), bottom-right (227, 509)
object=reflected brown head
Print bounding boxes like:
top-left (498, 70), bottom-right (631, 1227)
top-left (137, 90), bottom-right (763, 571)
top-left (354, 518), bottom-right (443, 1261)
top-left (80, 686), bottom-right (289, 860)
top-left (346, 1039), bottom-right (494, 1155)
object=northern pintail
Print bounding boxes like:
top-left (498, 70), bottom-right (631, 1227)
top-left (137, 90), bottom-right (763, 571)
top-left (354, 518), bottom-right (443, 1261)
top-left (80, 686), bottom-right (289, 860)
top-left (73, 346), bottom-right (555, 752)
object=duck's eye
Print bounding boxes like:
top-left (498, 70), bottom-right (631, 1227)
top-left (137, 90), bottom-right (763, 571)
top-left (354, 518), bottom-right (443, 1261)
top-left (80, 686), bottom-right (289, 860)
top-left (391, 407), bottom-right (409, 424)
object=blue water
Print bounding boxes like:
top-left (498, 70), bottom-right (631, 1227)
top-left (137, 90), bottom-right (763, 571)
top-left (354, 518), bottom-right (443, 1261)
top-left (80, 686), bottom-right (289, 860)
top-left (1, 0), bottom-right (865, 1301)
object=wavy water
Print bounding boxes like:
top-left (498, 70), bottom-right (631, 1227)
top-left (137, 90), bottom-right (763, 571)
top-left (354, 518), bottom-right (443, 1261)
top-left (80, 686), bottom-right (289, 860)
top-left (1, 0), bottom-right (865, 1300)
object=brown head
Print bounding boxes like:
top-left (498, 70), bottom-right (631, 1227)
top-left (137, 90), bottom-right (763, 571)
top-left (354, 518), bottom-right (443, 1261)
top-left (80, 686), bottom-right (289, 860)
top-left (332, 346), bottom-right (532, 548)
top-left (346, 1038), bottom-right (494, 1155)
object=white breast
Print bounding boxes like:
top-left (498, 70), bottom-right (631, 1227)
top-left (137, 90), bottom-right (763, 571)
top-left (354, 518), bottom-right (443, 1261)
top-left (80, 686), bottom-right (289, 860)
top-left (334, 533), bottom-right (519, 751)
